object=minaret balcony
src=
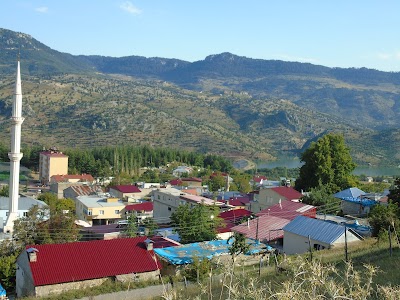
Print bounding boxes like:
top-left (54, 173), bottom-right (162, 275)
top-left (8, 152), bottom-right (24, 161)
top-left (10, 117), bottom-right (25, 125)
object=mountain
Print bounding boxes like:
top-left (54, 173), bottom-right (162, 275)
top-left (1, 28), bottom-right (400, 166)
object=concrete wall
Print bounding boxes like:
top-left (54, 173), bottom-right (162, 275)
top-left (341, 201), bottom-right (371, 217)
top-left (16, 251), bottom-right (36, 298)
top-left (115, 270), bottom-right (160, 283)
top-left (35, 278), bottom-right (107, 298)
top-left (283, 231), bottom-right (332, 255)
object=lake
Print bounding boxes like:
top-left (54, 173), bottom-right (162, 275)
top-left (257, 158), bottom-right (400, 177)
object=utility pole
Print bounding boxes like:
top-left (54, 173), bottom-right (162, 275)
top-left (308, 235), bottom-right (312, 261)
top-left (344, 225), bottom-right (348, 262)
top-left (389, 225), bottom-right (393, 257)
top-left (255, 217), bottom-right (259, 242)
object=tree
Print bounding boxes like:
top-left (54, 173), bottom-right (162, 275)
top-left (301, 185), bottom-right (341, 208)
top-left (208, 172), bottom-right (226, 192)
top-left (228, 232), bottom-right (250, 263)
top-left (388, 178), bottom-right (400, 206)
top-left (368, 203), bottom-right (400, 237)
top-left (295, 133), bottom-right (357, 194)
top-left (0, 254), bottom-right (16, 291)
top-left (170, 203), bottom-right (224, 244)
top-left (0, 185), bottom-right (9, 197)
top-left (124, 215), bottom-right (138, 237)
top-left (142, 217), bottom-right (158, 236)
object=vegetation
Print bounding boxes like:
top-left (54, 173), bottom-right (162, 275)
top-left (368, 203), bottom-right (400, 237)
top-left (295, 133), bottom-right (357, 194)
top-left (170, 203), bottom-right (224, 244)
top-left (0, 184), bottom-right (8, 197)
top-left (388, 177), bottom-right (400, 206)
top-left (301, 185), bottom-right (341, 207)
top-left (123, 215), bottom-right (139, 238)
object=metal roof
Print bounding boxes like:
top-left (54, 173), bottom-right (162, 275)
top-left (0, 196), bottom-right (47, 210)
top-left (333, 187), bottom-right (366, 199)
top-left (256, 200), bottom-right (316, 220)
top-left (283, 216), bottom-right (350, 245)
top-left (24, 237), bottom-right (160, 286)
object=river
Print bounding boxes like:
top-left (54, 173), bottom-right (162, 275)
top-left (256, 158), bottom-right (400, 177)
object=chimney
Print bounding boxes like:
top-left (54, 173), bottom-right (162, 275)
top-left (144, 239), bottom-right (154, 251)
top-left (27, 248), bottom-right (39, 262)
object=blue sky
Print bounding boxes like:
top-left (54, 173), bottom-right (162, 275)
top-left (1, 1), bottom-right (400, 71)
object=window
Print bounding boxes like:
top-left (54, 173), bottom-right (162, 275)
top-left (168, 207), bottom-right (172, 211)
top-left (6, 212), bottom-right (9, 216)
top-left (115, 210), bottom-right (120, 214)
top-left (23, 212), bottom-right (28, 217)
top-left (99, 210), bottom-right (104, 215)
top-left (88, 209), bottom-right (92, 216)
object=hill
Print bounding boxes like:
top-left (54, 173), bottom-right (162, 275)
top-left (1, 28), bottom-right (400, 166)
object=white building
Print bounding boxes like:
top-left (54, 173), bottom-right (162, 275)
top-left (283, 216), bottom-right (363, 255)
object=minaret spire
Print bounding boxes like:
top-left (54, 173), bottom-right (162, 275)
top-left (4, 57), bottom-right (25, 234)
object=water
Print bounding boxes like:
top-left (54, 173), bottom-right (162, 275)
top-left (256, 158), bottom-right (400, 177)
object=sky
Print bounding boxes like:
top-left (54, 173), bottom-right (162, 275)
top-left (1, 1), bottom-right (400, 72)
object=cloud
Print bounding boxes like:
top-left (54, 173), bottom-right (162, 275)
top-left (120, 1), bottom-right (142, 15)
top-left (35, 6), bottom-right (49, 13)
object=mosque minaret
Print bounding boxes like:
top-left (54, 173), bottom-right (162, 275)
top-left (3, 58), bottom-right (24, 234)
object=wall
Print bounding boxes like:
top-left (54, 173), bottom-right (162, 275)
top-left (35, 278), bottom-right (107, 298)
top-left (16, 251), bottom-right (36, 298)
top-left (251, 189), bottom-right (282, 213)
top-left (115, 270), bottom-right (160, 282)
top-left (341, 201), bottom-right (370, 217)
top-left (283, 231), bottom-right (331, 255)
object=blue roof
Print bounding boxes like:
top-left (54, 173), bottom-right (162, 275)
top-left (340, 197), bottom-right (377, 207)
top-left (333, 187), bottom-right (365, 199)
top-left (0, 283), bottom-right (5, 296)
top-left (283, 216), bottom-right (349, 245)
top-left (154, 239), bottom-right (271, 265)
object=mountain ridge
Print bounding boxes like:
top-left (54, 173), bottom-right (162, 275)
top-left (1, 28), bottom-right (400, 167)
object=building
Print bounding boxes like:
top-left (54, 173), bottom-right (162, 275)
top-left (217, 208), bottom-right (253, 239)
top-left (282, 216), bottom-right (363, 255)
top-left (152, 187), bottom-right (225, 223)
top-left (124, 201), bottom-right (154, 223)
top-left (4, 59), bottom-right (24, 234)
top-left (108, 185), bottom-right (147, 201)
top-left (231, 215), bottom-right (290, 244)
top-left (251, 186), bottom-right (304, 213)
top-left (256, 200), bottom-right (316, 220)
top-left (16, 237), bottom-right (162, 298)
top-left (75, 195), bottom-right (126, 226)
top-left (154, 238), bottom-right (270, 276)
top-left (0, 197), bottom-right (47, 231)
top-left (39, 150), bottom-right (68, 185)
top-left (181, 177), bottom-right (202, 187)
top-left (63, 185), bottom-right (104, 201)
top-left (49, 174), bottom-right (96, 198)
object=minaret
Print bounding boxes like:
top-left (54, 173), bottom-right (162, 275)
top-left (3, 58), bottom-right (24, 234)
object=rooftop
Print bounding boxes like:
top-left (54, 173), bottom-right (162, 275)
top-left (51, 174), bottom-right (95, 183)
top-left (270, 187), bottom-right (303, 200)
top-left (23, 237), bottom-right (160, 286)
top-left (109, 185), bottom-right (141, 193)
top-left (125, 201), bottom-right (153, 212)
top-left (76, 195), bottom-right (125, 208)
top-left (40, 151), bottom-right (68, 157)
top-left (257, 200), bottom-right (316, 220)
top-left (0, 196), bottom-right (47, 211)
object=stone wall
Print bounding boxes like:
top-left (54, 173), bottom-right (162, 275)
top-left (115, 270), bottom-right (160, 283)
top-left (35, 278), bottom-right (108, 298)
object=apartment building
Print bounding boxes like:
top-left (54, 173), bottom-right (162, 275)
top-left (39, 150), bottom-right (68, 185)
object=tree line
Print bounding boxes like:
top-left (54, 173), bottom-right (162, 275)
top-left (0, 143), bottom-right (233, 177)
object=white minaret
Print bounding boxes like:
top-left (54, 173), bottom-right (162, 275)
top-left (3, 58), bottom-right (24, 234)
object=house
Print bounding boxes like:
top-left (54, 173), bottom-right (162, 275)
top-left (0, 197), bottom-right (47, 230)
top-left (251, 187), bottom-right (304, 213)
top-left (231, 215), bottom-right (290, 245)
top-left (172, 166), bottom-right (193, 177)
top-left (154, 238), bottom-right (270, 276)
top-left (152, 187), bottom-right (225, 223)
top-left (49, 174), bottom-right (97, 199)
top-left (333, 187), bottom-right (377, 217)
top-left (16, 237), bottom-right (162, 298)
top-left (75, 195), bottom-right (126, 226)
top-left (282, 216), bottom-right (363, 255)
top-left (181, 177), bottom-right (202, 187)
top-left (256, 200), bottom-right (316, 220)
top-left (124, 201), bottom-right (154, 222)
top-left (63, 185), bottom-right (104, 200)
top-left (108, 185), bottom-right (143, 201)
top-left (251, 175), bottom-right (267, 187)
top-left (217, 209), bottom-right (253, 239)
top-left (39, 149), bottom-right (68, 185)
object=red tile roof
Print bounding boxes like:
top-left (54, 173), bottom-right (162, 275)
top-left (169, 179), bottom-right (183, 186)
top-left (231, 215), bottom-right (290, 242)
top-left (271, 187), bottom-right (303, 201)
top-left (25, 237), bottom-right (160, 286)
top-left (256, 200), bottom-right (316, 220)
top-left (181, 177), bottom-right (202, 183)
top-left (51, 174), bottom-right (95, 183)
top-left (125, 202), bottom-right (154, 212)
top-left (218, 209), bottom-right (252, 232)
top-left (253, 175), bottom-right (267, 183)
top-left (110, 185), bottom-right (141, 193)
